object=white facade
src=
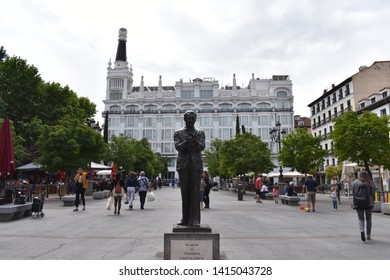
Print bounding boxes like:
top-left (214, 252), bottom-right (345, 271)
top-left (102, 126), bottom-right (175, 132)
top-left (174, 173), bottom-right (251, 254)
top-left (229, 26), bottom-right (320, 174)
top-left (103, 28), bottom-right (294, 179)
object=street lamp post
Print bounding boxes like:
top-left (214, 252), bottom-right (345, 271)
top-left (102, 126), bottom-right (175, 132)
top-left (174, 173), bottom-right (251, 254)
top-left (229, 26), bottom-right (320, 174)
top-left (270, 121), bottom-right (286, 183)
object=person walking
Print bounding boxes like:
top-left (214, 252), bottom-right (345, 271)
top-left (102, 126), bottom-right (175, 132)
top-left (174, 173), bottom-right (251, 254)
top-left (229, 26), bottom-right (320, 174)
top-left (352, 171), bottom-right (375, 242)
top-left (73, 167), bottom-right (88, 212)
top-left (110, 173), bottom-right (125, 215)
top-left (126, 171), bottom-right (138, 210)
top-left (330, 186), bottom-right (338, 210)
top-left (304, 175), bottom-right (318, 212)
top-left (137, 171), bottom-right (150, 210)
top-left (272, 184), bottom-right (279, 204)
top-left (200, 175), bottom-right (206, 210)
top-left (255, 176), bottom-right (263, 203)
top-left (203, 171), bottom-right (211, 209)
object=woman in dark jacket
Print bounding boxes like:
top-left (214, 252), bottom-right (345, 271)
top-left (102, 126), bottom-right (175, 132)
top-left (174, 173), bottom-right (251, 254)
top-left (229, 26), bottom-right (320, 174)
top-left (352, 171), bottom-right (375, 242)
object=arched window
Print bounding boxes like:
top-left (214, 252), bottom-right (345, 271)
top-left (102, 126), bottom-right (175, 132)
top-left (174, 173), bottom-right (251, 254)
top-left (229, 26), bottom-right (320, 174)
top-left (257, 102), bottom-right (271, 109)
top-left (276, 91), bottom-right (288, 98)
top-left (144, 105), bottom-right (158, 113)
top-left (109, 105), bottom-right (121, 113)
top-left (126, 105), bottom-right (139, 113)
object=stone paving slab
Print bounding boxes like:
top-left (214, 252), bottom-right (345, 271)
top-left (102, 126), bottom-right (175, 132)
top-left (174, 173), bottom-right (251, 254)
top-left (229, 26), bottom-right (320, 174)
top-left (0, 188), bottom-right (389, 260)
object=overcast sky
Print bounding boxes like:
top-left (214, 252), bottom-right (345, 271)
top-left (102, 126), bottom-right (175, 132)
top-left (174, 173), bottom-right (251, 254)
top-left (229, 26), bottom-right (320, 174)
top-left (2, 0), bottom-right (390, 125)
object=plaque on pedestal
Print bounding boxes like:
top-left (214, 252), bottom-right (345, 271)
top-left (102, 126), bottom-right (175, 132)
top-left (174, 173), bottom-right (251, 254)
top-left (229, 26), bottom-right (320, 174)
top-left (164, 225), bottom-right (219, 260)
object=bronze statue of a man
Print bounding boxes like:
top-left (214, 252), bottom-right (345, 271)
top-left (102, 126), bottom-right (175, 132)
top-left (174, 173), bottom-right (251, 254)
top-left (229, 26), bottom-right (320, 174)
top-left (174, 110), bottom-right (205, 227)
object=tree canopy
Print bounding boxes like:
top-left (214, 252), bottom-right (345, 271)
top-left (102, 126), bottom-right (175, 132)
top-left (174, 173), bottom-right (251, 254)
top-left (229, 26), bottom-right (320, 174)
top-left (219, 132), bottom-right (274, 177)
top-left (330, 111), bottom-right (390, 179)
top-left (278, 128), bottom-right (327, 176)
top-left (105, 135), bottom-right (167, 178)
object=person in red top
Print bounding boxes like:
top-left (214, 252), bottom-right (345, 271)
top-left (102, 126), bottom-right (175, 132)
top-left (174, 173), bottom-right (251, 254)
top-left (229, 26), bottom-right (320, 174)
top-left (255, 176), bottom-right (263, 203)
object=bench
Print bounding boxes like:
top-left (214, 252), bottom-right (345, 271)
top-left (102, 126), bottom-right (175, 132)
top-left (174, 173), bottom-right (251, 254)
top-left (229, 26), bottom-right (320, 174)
top-left (92, 191), bottom-right (104, 199)
top-left (381, 203), bottom-right (390, 215)
top-left (0, 203), bottom-right (33, 222)
top-left (61, 195), bottom-right (75, 206)
top-left (279, 195), bottom-right (300, 206)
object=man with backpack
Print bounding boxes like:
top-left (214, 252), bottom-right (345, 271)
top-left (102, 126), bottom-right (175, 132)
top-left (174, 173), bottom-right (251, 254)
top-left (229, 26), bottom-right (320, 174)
top-left (352, 171), bottom-right (375, 242)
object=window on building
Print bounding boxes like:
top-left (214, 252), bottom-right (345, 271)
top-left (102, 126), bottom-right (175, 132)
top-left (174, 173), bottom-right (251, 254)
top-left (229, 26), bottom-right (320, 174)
top-left (340, 103), bottom-right (344, 113)
top-left (279, 115), bottom-right (290, 125)
top-left (181, 90), bottom-right (194, 99)
top-left (219, 128), bottom-right (232, 140)
top-left (338, 89), bottom-right (343, 100)
top-left (219, 116), bottom-right (232, 126)
top-left (347, 100), bottom-right (351, 110)
top-left (126, 105), bottom-right (139, 113)
top-left (125, 116), bottom-right (138, 127)
top-left (162, 104), bottom-right (176, 112)
top-left (199, 103), bottom-right (214, 112)
top-left (109, 105), bottom-right (121, 113)
top-left (257, 102), bottom-right (271, 110)
top-left (181, 104), bottom-right (195, 111)
top-left (237, 103), bottom-right (252, 111)
top-left (325, 143), bottom-right (328, 150)
top-left (260, 128), bottom-right (270, 140)
top-left (345, 84), bottom-right (350, 95)
top-left (162, 117), bottom-right (174, 127)
top-left (326, 96), bottom-right (331, 107)
top-left (203, 128), bottom-right (214, 140)
top-left (199, 116), bottom-right (213, 127)
top-left (124, 129), bottom-right (137, 139)
top-left (161, 142), bottom-right (174, 154)
top-left (360, 102), bottom-right (365, 109)
top-left (370, 97), bottom-right (376, 104)
top-left (218, 103), bottom-right (233, 111)
top-left (380, 109), bottom-right (387, 116)
top-left (276, 91), bottom-right (288, 98)
top-left (144, 117), bottom-right (155, 127)
top-left (332, 92), bottom-right (337, 103)
top-left (110, 78), bottom-right (124, 89)
top-left (161, 129), bottom-right (174, 140)
top-left (382, 91), bottom-right (388, 98)
top-left (143, 129), bottom-right (156, 141)
top-left (258, 115), bottom-right (270, 125)
top-left (109, 117), bottom-right (120, 128)
top-left (110, 92), bottom-right (122, 100)
top-left (200, 90), bottom-right (213, 99)
top-left (144, 105), bottom-right (157, 113)
top-left (239, 116), bottom-right (250, 126)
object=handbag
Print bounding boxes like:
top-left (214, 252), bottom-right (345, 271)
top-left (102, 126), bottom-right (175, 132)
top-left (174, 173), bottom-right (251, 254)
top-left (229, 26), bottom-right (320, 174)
top-left (124, 194), bottom-right (129, 204)
top-left (147, 191), bottom-right (155, 202)
top-left (106, 196), bottom-right (113, 210)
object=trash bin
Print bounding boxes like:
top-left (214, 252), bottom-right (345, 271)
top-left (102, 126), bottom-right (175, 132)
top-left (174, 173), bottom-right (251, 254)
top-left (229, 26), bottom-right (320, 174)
top-left (237, 184), bottom-right (243, 201)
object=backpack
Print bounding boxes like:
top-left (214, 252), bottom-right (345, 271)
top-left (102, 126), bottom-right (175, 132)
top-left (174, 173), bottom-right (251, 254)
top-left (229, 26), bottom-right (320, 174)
top-left (115, 182), bottom-right (122, 193)
top-left (353, 183), bottom-right (370, 208)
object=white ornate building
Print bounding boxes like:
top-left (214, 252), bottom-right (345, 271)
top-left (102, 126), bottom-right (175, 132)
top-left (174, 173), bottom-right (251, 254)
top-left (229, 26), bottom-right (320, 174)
top-left (103, 28), bottom-right (294, 179)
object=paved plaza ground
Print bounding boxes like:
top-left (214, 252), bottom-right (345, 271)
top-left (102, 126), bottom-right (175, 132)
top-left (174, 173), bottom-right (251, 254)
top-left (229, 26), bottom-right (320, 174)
top-left (0, 187), bottom-right (389, 260)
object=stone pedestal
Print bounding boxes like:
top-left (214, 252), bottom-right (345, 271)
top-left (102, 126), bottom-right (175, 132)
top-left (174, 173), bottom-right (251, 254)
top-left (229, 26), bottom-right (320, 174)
top-left (164, 225), bottom-right (219, 260)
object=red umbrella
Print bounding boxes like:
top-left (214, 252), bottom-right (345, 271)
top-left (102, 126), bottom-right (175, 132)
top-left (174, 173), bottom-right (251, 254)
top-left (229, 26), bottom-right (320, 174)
top-left (0, 119), bottom-right (16, 178)
top-left (111, 163), bottom-right (117, 180)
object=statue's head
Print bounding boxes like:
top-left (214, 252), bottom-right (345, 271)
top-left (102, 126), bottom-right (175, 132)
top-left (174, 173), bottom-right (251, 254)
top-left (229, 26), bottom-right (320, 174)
top-left (184, 110), bottom-right (197, 127)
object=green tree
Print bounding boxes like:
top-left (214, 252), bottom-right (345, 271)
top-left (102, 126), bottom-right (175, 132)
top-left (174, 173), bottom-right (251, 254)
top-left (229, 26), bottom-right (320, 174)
top-left (220, 133), bottom-right (274, 177)
top-left (330, 111), bottom-right (390, 179)
top-left (235, 115), bottom-right (240, 135)
top-left (325, 165), bottom-right (342, 183)
top-left (105, 135), bottom-right (166, 178)
top-left (37, 117), bottom-right (107, 174)
top-left (204, 138), bottom-right (225, 177)
top-left (278, 128), bottom-right (327, 176)
top-left (0, 55), bottom-right (42, 126)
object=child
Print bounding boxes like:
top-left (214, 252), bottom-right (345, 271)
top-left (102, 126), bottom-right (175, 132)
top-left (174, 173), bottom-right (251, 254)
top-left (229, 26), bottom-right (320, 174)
top-left (272, 184), bottom-right (279, 204)
top-left (330, 186), bottom-right (338, 210)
